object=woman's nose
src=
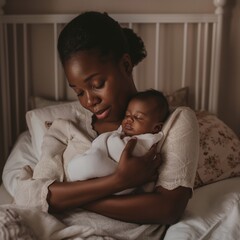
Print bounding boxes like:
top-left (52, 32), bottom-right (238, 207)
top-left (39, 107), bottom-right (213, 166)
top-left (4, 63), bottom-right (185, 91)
top-left (86, 92), bottom-right (100, 107)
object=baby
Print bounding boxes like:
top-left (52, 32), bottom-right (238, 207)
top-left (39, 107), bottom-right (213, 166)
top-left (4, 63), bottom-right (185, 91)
top-left (67, 89), bottom-right (170, 193)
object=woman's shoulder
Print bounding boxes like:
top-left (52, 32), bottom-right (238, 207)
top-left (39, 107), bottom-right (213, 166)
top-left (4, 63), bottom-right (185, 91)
top-left (163, 106), bottom-right (198, 135)
top-left (170, 106), bottom-right (195, 116)
top-left (169, 106), bottom-right (197, 123)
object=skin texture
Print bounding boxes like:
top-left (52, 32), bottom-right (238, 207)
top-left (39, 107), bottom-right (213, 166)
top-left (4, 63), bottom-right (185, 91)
top-left (65, 50), bottom-right (136, 134)
top-left (122, 98), bottom-right (163, 136)
top-left (84, 186), bottom-right (191, 224)
top-left (47, 50), bottom-right (192, 224)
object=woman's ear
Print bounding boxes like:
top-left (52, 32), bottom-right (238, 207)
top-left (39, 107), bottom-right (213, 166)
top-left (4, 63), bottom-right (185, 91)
top-left (120, 53), bottom-right (133, 76)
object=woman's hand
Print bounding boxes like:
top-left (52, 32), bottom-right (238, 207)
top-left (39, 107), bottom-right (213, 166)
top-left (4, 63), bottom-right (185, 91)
top-left (115, 138), bottom-right (161, 189)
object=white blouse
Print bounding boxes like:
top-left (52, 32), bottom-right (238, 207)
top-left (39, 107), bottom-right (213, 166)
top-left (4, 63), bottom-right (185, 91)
top-left (3, 106), bottom-right (199, 212)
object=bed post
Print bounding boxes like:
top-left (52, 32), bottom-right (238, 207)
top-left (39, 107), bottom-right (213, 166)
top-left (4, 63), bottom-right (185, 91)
top-left (0, 0), bottom-right (9, 163)
top-left (210, 0), bottom-right (227, 114)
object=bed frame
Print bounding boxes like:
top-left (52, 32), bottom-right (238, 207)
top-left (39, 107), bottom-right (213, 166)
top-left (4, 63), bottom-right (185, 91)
top-left (0, 0), bottom-right (227, 163)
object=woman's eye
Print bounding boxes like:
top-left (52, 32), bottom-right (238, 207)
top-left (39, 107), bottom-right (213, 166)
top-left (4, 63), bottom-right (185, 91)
top-left (93, 80), bottom-right (105, 89)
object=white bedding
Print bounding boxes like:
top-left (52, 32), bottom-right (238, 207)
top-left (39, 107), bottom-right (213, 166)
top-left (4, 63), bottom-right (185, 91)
top-left (1, 177), bottom-right (240, 239)
top-left (164, 177), bottom-right (240, 240)
top-left (1, 131), bottom-right (240, 239)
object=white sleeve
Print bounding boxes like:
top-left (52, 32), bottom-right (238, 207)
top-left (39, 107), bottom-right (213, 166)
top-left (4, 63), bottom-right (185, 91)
top-left (33, 119), bottom-right (70, 181)
top-left (156, 107), bottom-right (199, 190)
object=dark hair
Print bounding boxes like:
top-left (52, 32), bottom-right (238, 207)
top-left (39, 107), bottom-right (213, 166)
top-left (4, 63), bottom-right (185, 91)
top-left (58, 11), bottom-right (147, 66)
top-left (131, 89), bottom-right (170, 122)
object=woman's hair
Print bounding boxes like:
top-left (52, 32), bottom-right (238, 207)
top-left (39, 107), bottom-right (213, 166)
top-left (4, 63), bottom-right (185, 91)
top-left (58, 11), bottom-right (147, 66)
top-left (131, 89), bottom-right (170, 122)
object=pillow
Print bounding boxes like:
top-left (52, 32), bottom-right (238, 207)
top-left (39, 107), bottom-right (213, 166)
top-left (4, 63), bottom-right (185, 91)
top-left (26, 101), bottom-right (85, 158)
top-left (194, 111), bottom-right (240, 188)
top-left (29, 96), bottom-right (71, 109)
top-left (164, 87), bottom-right (189, 108)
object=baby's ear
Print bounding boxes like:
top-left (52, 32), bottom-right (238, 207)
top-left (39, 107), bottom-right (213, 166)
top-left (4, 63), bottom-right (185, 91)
top-left (152, 122), bottom-right (163, 133)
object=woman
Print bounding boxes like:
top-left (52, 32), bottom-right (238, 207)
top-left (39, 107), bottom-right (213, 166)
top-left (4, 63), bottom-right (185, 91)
top-left (3, 11), bottom-right (199, 227)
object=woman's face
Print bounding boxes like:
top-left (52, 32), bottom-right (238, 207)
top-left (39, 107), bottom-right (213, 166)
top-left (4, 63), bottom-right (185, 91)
top-left (64, 50), bottom-right (136, 123)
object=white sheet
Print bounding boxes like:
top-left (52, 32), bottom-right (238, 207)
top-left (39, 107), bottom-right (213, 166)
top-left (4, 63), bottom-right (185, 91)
top-left (164, 177), bottom-right (240, 240)
top-left (1, 178), bottom-right (240, 239)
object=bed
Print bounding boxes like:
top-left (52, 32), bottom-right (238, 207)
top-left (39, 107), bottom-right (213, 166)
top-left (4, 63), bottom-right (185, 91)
top-left (1, 0), bottom-right (240, 239)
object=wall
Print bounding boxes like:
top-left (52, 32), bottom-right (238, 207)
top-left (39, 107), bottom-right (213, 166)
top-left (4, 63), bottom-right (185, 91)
top-left (4, 0), bottom-right (215, 14)
top-left (2, 0), bottom-right (240, 137)
top-left (218, 0), bottom-right (240, 135)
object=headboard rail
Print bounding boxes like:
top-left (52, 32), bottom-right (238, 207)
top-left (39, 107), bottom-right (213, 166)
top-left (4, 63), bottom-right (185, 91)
top-left (0, 13), bottom-right (218, 23)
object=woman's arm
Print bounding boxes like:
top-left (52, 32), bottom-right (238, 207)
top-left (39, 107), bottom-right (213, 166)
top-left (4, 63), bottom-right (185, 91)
top-left (83, 186), bottom-right (191, 225)
top-left (48, 138), bottom-right (161, 212)
top-left (6, 122), bottom-right (159, 212)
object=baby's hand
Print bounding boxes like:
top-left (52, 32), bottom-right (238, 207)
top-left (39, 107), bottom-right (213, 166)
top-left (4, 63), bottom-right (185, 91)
top-left (116, 138), bottom-right (161, 189)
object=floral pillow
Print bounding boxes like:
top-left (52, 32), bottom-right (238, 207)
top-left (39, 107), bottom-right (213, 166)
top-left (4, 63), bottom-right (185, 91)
top-left (194, 111), bottom-right (240, 188)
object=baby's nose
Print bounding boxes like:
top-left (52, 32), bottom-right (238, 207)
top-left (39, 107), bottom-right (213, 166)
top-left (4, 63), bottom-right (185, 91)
top-left (126, 116), bottom-right (134, 122)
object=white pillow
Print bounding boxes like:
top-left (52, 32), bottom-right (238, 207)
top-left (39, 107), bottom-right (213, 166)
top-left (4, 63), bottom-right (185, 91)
top-left (26, 101), bottom-right (84, 158)
top-left (29, 96), bottom-right (71, 109)
top-left (164, 86), bottom-right (189, 108)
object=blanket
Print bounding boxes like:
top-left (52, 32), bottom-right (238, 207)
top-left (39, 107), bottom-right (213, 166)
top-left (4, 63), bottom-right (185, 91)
top-left (1, 166), bottom-right (166, 240)
top-left (1, 178), bottom-right (240, 239)
top-left (0, 204), bottom-right (165, 240)
top-left (164, 177), bottom-right (240, 240)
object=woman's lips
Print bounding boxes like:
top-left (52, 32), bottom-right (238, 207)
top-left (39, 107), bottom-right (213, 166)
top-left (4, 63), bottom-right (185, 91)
top-left (95, 107), bottom-right (111, 120)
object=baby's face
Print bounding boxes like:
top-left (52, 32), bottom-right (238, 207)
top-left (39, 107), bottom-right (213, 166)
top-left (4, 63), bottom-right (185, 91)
top-left (121, 98), bottom-right (161, 136)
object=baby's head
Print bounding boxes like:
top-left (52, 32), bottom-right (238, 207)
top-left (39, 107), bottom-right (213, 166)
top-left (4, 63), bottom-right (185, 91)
top-left (121, 89), bottom-right (169, 136)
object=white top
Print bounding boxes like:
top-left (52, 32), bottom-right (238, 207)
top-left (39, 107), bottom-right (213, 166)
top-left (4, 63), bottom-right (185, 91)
top-left (156, 107), bottom-right (199, 190)
top-left (3, 106), bottom-right (199, 212)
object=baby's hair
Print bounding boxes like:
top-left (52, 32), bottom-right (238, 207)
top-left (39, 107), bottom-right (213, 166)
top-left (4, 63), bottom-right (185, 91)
top-left (57, 11), bottom-right (147, 66)
top-left (130, 89), bottom-right (170, 122)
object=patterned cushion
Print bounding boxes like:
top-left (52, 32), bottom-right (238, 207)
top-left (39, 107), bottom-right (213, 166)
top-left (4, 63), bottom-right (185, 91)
top-left (194, 111), bottom-right (240, 188)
